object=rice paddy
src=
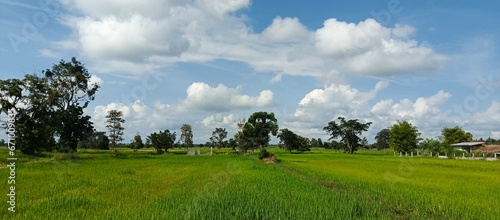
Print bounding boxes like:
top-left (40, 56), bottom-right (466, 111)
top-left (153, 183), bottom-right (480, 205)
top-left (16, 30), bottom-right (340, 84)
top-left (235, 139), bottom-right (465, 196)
top-left (0, 148), bottom-right (498, 219)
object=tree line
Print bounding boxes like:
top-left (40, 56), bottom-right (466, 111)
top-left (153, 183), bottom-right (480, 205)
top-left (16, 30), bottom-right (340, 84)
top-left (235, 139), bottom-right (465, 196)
top-left (0, 58), bottom-right (489, 155)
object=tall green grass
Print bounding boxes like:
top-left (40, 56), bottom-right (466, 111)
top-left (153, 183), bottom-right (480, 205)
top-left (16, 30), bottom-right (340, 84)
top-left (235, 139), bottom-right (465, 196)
top-left (0, 148), bottom-right (498, 219)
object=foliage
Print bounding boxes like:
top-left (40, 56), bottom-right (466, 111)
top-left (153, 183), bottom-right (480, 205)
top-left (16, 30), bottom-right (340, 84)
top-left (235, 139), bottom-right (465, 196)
top-left (419, 138), bottom-right (443, 154)
top-left (180, 124), bottom-right (193, 149)
top-left (258, 148), bottom-right (273, 159)
top-left (238, 112), bottom-right (279, 153)
top-left (323, 117), bottom-right (372, 154)
top-left (441, 126), bottom-right (473, 147)
top-left (0, 58), bottom-right (97, 154)
top-left (147, 129), bottom-right (176, 154)
top-left (132, 133), bottom-right (144, 152)
top-left (106, 110), bottom-right (125, 152)
top-left (390, 121), bottom-right (421, 152)
top-left (78, 130), bottom-right (109, 150)
top-left (277, 128), bottom-right (311, 153)
top-left (0, 139), bottom-right (5, 146)
top-left (374, 128), bottom-right (390, 151)
top-left (45, 58), bottom-right (99, 152)
top-left (210, 127), bottom-right (228, 149)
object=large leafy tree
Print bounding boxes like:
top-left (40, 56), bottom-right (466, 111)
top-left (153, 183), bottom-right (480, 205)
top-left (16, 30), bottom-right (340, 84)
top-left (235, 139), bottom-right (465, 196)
top-left (106, 110), bottom-right (125, 152)
top-left (375, 128), bottom-right (391, 151)
top-left (211, 127), bottom-right (228, 149)
top-left (323, 117), bottom-right (372, 154)
top-left (1, 75), bottom-right (56, 154)
top-left (441, 126), bottom-right (473, 147)
top-left (147, 129), bottom-right (176, 154)
top-left (277, 128), bottom-right (311, 153)
top-left (390, 121), bottom-right (421, 152)
top-left (0, 58), bottom-right (98, 154)
top-left (180, 124), bottom-right (193, 149)
top-left (238, 112), bottom-right (279, 153)
top-left (45, 58), bottom-right (99, 152)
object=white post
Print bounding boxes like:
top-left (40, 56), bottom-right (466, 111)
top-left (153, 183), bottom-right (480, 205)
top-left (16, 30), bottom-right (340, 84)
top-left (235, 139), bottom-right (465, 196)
top-left (400, 152), bottom-right (402, 157)
top-left (431, 152), bottom-right (433, 157)
top-left (405, 152), bottom-right (408, 157)
top-left (210, 147), bottom-right (213, 156)
top-left (394, 152), bottom-right (396, 157)
top-left (411, 152), bottom-right (414, 157)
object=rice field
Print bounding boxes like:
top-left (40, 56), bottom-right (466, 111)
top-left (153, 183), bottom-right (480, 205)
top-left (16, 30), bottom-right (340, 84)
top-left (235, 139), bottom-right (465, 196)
top-left (0, 148), bottom-right (499, 219)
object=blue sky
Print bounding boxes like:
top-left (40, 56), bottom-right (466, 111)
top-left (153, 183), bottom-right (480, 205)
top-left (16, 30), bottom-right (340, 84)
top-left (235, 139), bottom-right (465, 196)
top-left (1, 0), bottom-right (499, 144)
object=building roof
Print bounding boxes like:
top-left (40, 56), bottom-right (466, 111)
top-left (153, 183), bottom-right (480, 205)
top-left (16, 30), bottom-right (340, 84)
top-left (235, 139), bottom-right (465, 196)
top-left (451, 142), bottom-right (485, 146)
top-left (476, 145), bottom-right (500, 153)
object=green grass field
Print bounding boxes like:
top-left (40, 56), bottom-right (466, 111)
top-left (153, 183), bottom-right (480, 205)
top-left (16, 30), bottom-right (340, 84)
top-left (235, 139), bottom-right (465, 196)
top-left (0, 148), bottom-right (499, 219)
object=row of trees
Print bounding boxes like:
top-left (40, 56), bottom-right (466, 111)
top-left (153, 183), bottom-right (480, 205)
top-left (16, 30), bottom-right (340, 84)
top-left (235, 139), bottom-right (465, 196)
top-left (0, 58), bottom-right (487, 155)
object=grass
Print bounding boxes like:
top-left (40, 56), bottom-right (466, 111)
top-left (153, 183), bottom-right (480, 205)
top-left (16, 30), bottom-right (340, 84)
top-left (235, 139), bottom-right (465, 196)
top-left (0, 147), bottom-right (499, 219)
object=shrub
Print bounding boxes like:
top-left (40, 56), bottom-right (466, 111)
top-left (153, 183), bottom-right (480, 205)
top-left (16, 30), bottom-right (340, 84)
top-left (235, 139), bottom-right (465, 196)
top-left (259, 148), bottom-right (272, 159)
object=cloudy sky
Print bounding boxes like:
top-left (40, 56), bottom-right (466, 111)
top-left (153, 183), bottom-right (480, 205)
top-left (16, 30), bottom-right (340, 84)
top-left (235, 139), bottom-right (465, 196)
top-left (1, 0), bottom-right (499, 144)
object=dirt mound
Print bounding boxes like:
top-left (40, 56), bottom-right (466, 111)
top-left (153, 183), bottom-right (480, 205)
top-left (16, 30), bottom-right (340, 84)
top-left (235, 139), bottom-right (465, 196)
top-left (261, 156), bottom-right (278, 164)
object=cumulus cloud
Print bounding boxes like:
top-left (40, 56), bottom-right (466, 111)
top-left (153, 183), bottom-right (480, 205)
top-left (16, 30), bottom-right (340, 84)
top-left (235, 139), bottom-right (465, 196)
top-left (178, 82), bottom-right (273, 112)
top-left (261, 17), bottom-right (310, 42)
top-left (56, 1), bottom-right (445, 79)
top-left (283, 82), bottom-right (456, 140)
top-left (292, 81), bottom-right (389, 126)
top-left (315, 18), bottom-right (446, 76)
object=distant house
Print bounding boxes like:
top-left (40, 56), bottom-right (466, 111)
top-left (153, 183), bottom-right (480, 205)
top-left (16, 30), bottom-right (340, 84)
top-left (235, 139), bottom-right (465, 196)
top-left (451, 142), bottom-right (485, 153)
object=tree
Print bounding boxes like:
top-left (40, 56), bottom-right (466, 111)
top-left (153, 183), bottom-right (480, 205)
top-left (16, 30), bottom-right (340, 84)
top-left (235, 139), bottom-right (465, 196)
top-left (211, 127), bottom-right (228, 149)
top-left (180, 124), bottom-right (193, 149)
top-left (238, 112), bottom-right (279, 153)
top-left (441, 126), bottom-right (473, 147)
top-left (277, 128), bottom-right (310, 153)
top-left (361, 137), bottom-right (369, 150)
top-left (1, 75), bottom-right (56, 154)
top-left (420, 138), bottom-right (442, 154)
top-left (310, 138), bottom-right (318, 148)
top-left (106, 110), bottom-right (125, 152)
top-left (132, 133), bottom-right (144, 152)
top-left (224, 138), bottom-right (235, 150)
top-left (44, 58), bottom-right (99, 152)
top-left (0, 58), bottom-right (98, 154)
top-left (323, 117), bottom-right (372, 154)
top-left (0, 139), bottom-right (5, 146)
top-left (390, 121), bottom-right (421, 153)
top-left (78, 130), bottom-right (109, 150)
top-left (374, 128), bottom-right (391, 151)
top-left (147, 129), bottom-right (176, 154)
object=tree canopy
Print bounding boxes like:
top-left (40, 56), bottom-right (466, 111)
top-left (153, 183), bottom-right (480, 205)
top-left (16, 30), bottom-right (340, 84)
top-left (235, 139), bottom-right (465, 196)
top-left (323, 117), bottom-right (372, 154)
top-left (441, 126), bottom-right (473, 147)
top-left (147, 129), bottom-right (176, 154)
top-left (277, 128), bottom-right (311, 153)
top-left (237, 111), bottom-right (279, 153)
top-left (0, 57), bottom-right (98, 154)
top-left (106, 110), bottom-right (125, 152)
top-left (389, 121), bottom-right (421, 152)
top-left (374, 128), bottom-right (390, 151)
top-left (180, 124), bottom-right (193, 149)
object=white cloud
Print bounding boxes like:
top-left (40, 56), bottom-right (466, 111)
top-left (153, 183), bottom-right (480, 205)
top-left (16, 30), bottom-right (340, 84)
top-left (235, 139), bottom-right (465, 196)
top-left (261, 17), bottom-right (310, 42)
top-left (56, 1), bottom-right (445, 79)
top-left (38, 49), bottom-right (61, 58)
top-left (292, 81), bottom-right (388, 123)
top-left (178, 82), bottom-right (273, 112)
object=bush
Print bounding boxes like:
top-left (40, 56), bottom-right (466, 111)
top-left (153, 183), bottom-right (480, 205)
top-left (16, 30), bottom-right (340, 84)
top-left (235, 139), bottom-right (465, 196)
top-left (259, 148), bottom-right (272, 159)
